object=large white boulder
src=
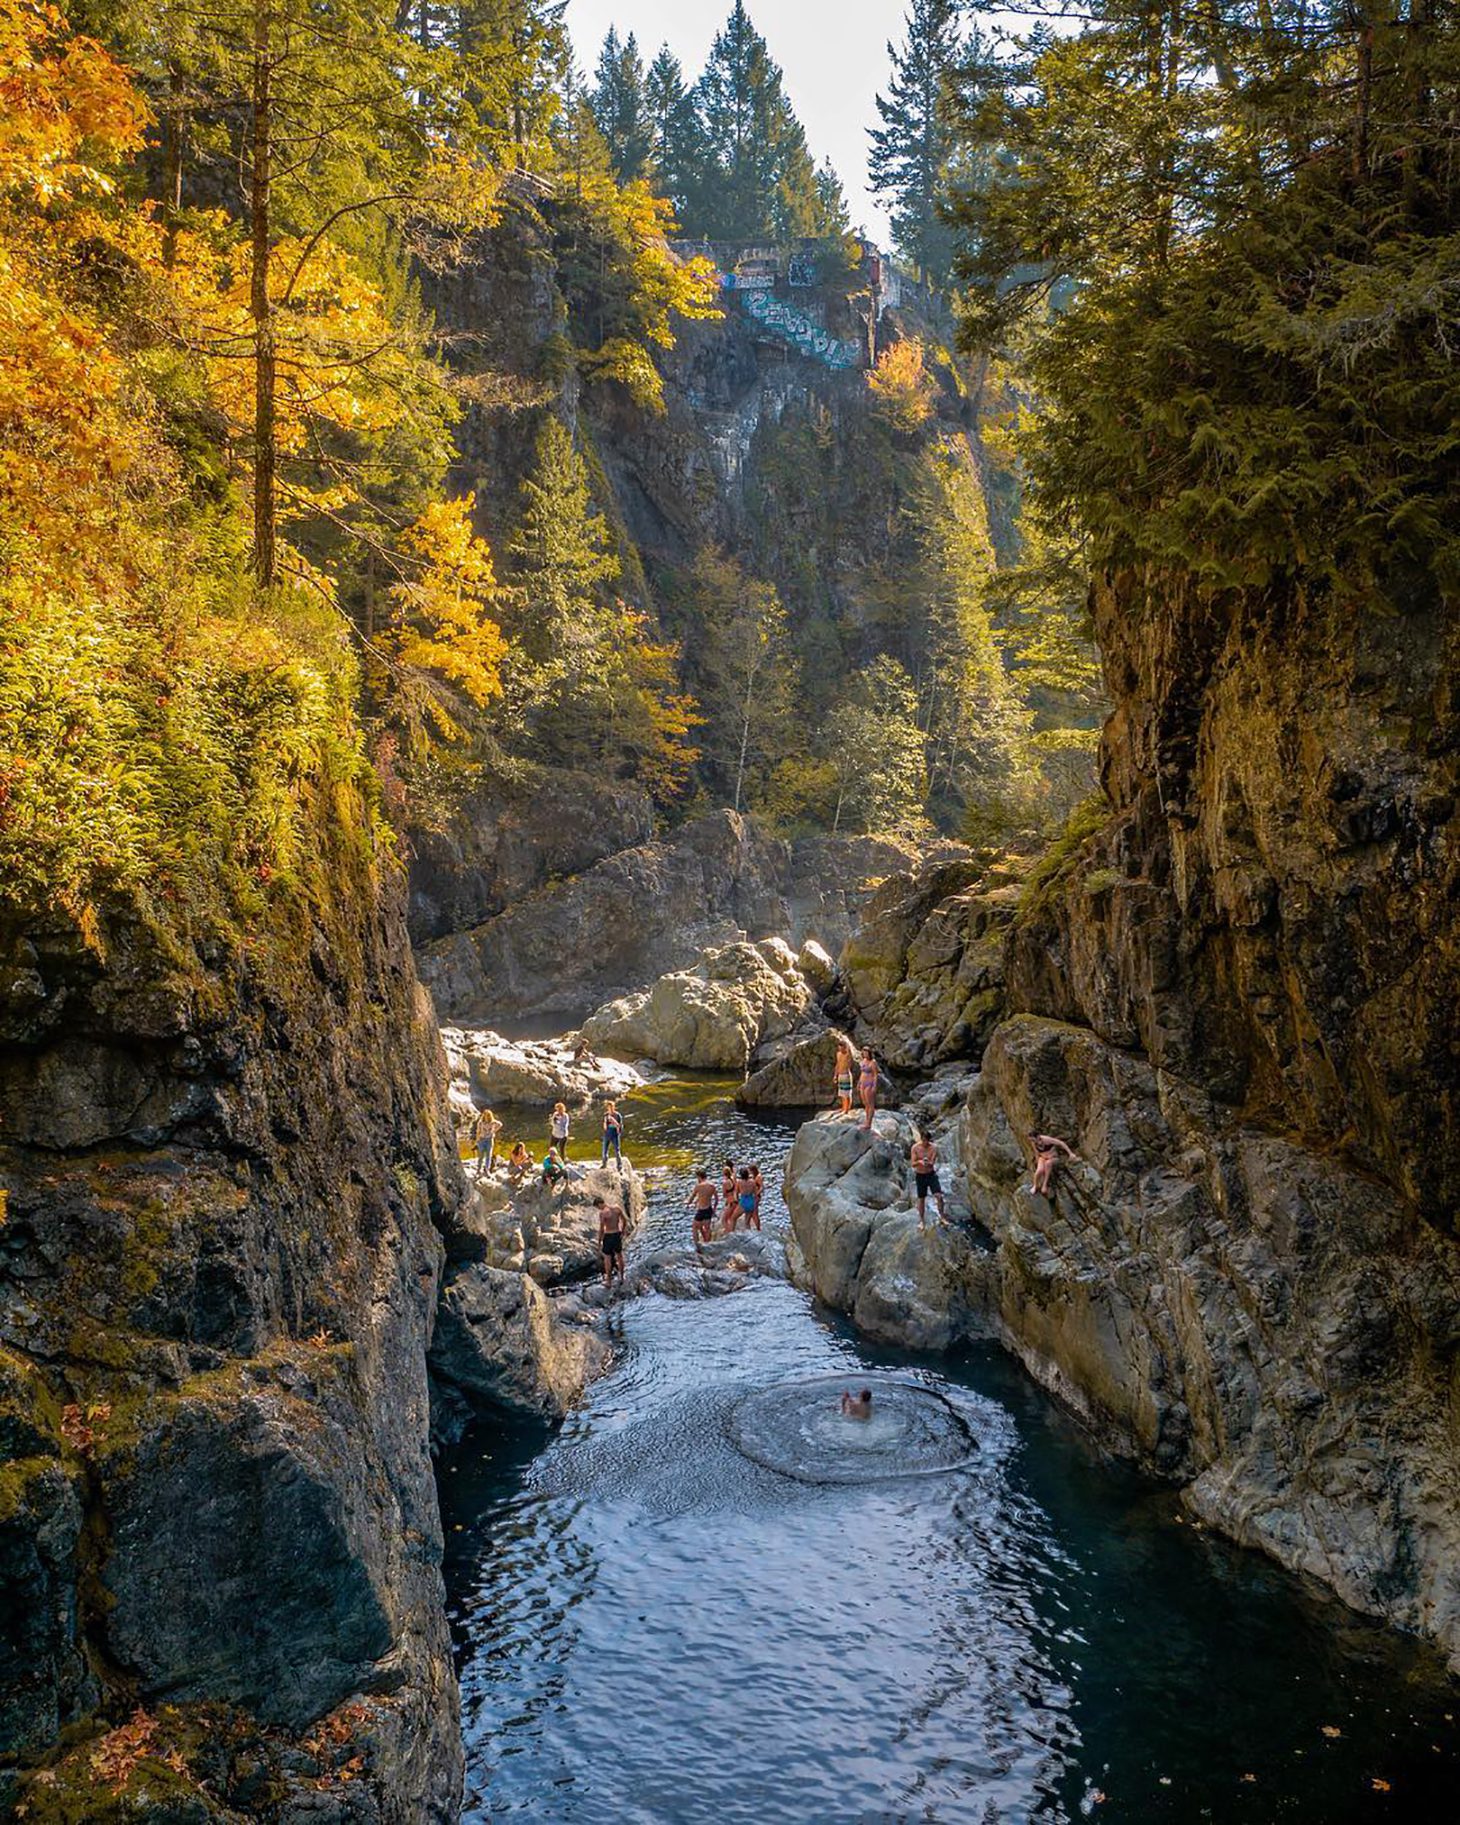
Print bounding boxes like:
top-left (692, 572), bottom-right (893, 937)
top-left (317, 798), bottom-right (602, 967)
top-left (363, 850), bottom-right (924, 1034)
top-left (782, 1111), bottom-right (992, 1351)
top-left (581, 937), bottom-right (814, 1072)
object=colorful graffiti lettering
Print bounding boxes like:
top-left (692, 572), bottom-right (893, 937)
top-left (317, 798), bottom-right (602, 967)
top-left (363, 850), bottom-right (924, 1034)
top-left (739, 289), bottom-right (861, 370)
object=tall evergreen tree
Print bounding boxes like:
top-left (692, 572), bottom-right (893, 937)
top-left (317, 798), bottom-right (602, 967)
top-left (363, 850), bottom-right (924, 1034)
top-left (644, 47), bottom-right (704, 225)
top-left (868, 0), bottom-right (963, 284)
top-left (590, 28), bottom-right (654, 184)
top-left (691, 2), bottom-right (824, 240)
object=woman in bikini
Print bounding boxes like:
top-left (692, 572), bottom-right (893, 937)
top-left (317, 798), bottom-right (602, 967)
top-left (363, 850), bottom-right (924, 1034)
top-left (720, 1160), bottom-right (738, 1233)
top-left (833, 1039), bottom-right (855, 1116)
top-left (858, 1048), bottom-right (880, 1132)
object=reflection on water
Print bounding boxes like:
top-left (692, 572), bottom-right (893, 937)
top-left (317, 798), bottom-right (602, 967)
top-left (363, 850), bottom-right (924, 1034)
top-left (440, 1082), bottom-right (1460, 1824)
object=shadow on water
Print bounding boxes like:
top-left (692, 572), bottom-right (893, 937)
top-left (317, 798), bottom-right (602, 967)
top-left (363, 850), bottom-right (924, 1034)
top-left (438, 1083), bottom-right (1460, 1825)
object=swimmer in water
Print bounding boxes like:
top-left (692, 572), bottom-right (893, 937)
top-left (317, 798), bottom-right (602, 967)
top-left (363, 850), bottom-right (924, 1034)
top-left (840, 1387), bottom-right (873, 1421)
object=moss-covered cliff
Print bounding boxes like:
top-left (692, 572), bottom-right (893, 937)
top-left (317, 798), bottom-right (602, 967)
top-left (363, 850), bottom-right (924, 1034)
top-left (0, 788), bottom-right (465, 1820)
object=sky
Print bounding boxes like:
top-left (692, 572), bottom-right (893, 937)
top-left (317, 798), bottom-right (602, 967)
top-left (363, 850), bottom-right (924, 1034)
top-left (564, 0), bottom-right (904, 246)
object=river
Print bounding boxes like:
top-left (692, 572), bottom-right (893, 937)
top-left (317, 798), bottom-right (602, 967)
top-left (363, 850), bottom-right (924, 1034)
top-left (439, 1079), bottom-right (1459, 1824)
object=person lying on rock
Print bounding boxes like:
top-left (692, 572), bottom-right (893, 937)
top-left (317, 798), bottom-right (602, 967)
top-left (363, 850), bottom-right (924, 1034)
top-left (688, 1169), bottom-right (718, 1246)
top-left (506, 1140), bottom-right (532, 1186)
top-left (909, 1128), bottom-right (947, 1228)
top-left (858, 1048), bottom-right (880, 1132)
top-left (595, 1194), bottom-right (627, 1288)
top-left (840, 1388), bottom-right (873, 1421)
top-left (541, 1146), bottom-right (568, 1194)
top-left (1029, 1132), bottom-right (1079, 1198)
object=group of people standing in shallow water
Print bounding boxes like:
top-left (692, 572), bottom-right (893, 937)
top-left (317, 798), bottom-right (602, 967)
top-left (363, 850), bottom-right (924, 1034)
top-left (686, 1160), bottom-right (764, 1245)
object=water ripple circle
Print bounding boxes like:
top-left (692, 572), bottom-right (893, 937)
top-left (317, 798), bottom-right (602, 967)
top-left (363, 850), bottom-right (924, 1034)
top-left (726, 1372), bottom-right (981, 1485)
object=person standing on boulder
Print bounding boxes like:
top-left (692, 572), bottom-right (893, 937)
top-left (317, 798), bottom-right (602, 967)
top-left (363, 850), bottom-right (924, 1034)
top-left (688, 1170), bottom-right (718, 1246)
top-left (473, 1107), bottom-right (502, 1179)
top-left (550, 1100), bottom-right (571, 1162)
top-left (747, 1162), bottom-right (765, 1231)
top-left (601, 1100), bottom-right (625, 1167)
top-left (594, 1194), bottom-right (627, 1288)
top-left (858, 1048), bottom-right (881, 1132)
top-left (720, 1159), bottom-right (737, 1229)
top-left (909, 1128), bottom-right (947, 1228)
top-left (833, 1040), bottom-right (855, 1116)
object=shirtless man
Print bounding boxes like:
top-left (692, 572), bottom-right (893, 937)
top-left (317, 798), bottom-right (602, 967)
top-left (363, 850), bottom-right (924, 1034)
top-left (688, 1170), bottom-right (718, 1246)
top-left (909, 1128), bottom-right (947, 1228)
top-left (840, 1388), bottom-right (873, 1421)
top-left (1029, 1132), bottom-right (1079, 1198)
top-left (594, 1194), bottom-right (627, 1287)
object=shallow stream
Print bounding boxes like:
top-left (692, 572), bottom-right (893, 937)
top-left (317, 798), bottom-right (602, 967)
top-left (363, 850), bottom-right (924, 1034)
top-left (439, 1081), bottom-right (1460, 1823)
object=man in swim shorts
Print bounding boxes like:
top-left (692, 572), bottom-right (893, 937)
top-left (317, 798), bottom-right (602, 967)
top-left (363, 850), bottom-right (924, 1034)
top-left (909, 1128), bottom-right (947, 1228)
top-left (594, 1194), bottom-right (627, 1287)
top-left (688, 1169), bottom-right (718, 1246)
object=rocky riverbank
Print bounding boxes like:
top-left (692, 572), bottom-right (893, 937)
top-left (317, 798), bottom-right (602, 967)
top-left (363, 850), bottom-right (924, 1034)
top-left (786, 570), bottom-right (1460, 1671)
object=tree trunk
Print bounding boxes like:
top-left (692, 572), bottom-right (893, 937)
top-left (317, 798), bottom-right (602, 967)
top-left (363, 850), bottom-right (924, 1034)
top-left (251, 0), bottom-right (277, 589)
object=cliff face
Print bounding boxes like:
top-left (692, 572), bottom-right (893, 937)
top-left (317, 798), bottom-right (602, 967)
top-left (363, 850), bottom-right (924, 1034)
top-left (960, 574), bottom-right (1460, 1660)
top-left (0, 802), bottom-right (466, 1819)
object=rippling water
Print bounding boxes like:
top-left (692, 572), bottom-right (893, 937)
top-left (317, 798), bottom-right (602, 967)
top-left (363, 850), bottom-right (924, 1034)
top-left (439, 1082), bottom-right (1460, 1824)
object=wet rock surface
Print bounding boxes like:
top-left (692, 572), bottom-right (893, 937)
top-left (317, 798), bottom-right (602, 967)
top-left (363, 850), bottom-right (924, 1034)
top-left (430, 1264), bottom-right (609, 1423)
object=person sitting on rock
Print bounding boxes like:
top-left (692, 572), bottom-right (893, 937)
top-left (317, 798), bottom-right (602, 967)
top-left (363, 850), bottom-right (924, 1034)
top-left (688, 1170), bottom-right (718, 1246)
top-left (506, 1141), bottom-right (532, 1186)
top-left (833, 1040), bottom-right (855, 1116)
top-left (572, 1037), bottom-right (598, 1068)
top-left (594, 1194), bottom-right (627, 1288)
top-left (601, 1100), bottom-right (625, 1168)
top-left (473, 1107), bottom-right (502, 1179)
top-left (840, 1388), bottom-right (873, 1421)
top-left (550, 1100), bottom-right (571, 1162)
top-left (1029, 1132), bottom-right (1079, 1199)
top-left (910, 1128), bottom-right (947, 1228)
top-left (858, 1048), bottom-right (880, 1132)
top-left (541, 1146), bottom-right (568, 1194)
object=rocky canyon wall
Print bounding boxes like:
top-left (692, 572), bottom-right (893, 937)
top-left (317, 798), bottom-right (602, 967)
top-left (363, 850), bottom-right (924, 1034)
top-left (0, 798), bottom-right (466, 1820)
top-left (975, 574), bottom-right (1459, 1660)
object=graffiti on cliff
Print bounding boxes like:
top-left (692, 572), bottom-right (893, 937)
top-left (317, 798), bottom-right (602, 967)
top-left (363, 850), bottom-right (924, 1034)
top-left (739, 289), bottom-right (861, 370)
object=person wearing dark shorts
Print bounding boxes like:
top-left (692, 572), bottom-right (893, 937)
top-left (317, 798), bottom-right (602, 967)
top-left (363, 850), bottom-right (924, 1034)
top-left (688, 1170), bottom-right (718, 1246)
top-left (594, 1194), bottom-right (627, 1287)
top-left (910, 1128), bottom-right (947, 1228)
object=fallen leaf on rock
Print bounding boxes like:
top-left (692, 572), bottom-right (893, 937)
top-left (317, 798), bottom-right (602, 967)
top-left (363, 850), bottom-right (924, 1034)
top-left (1371, 1779), bottom-right (1391, 1793)
top-left (1321, 1725), bottom-right (1342, 1739)
top-left (1240, 1773), bottom-right (1257, 1783)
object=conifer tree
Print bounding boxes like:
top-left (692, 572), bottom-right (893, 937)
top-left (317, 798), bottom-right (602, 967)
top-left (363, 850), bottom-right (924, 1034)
top-left (830, 657), bottom-right (927, 834)
top-left (644, 47), bottom-right (704, 226)
top-left (691, 2), bottom-right (825, 241)
top-left (868, 0), bottom-right (963, 285)
top-left (591, 28), bottom-right (654, 184)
